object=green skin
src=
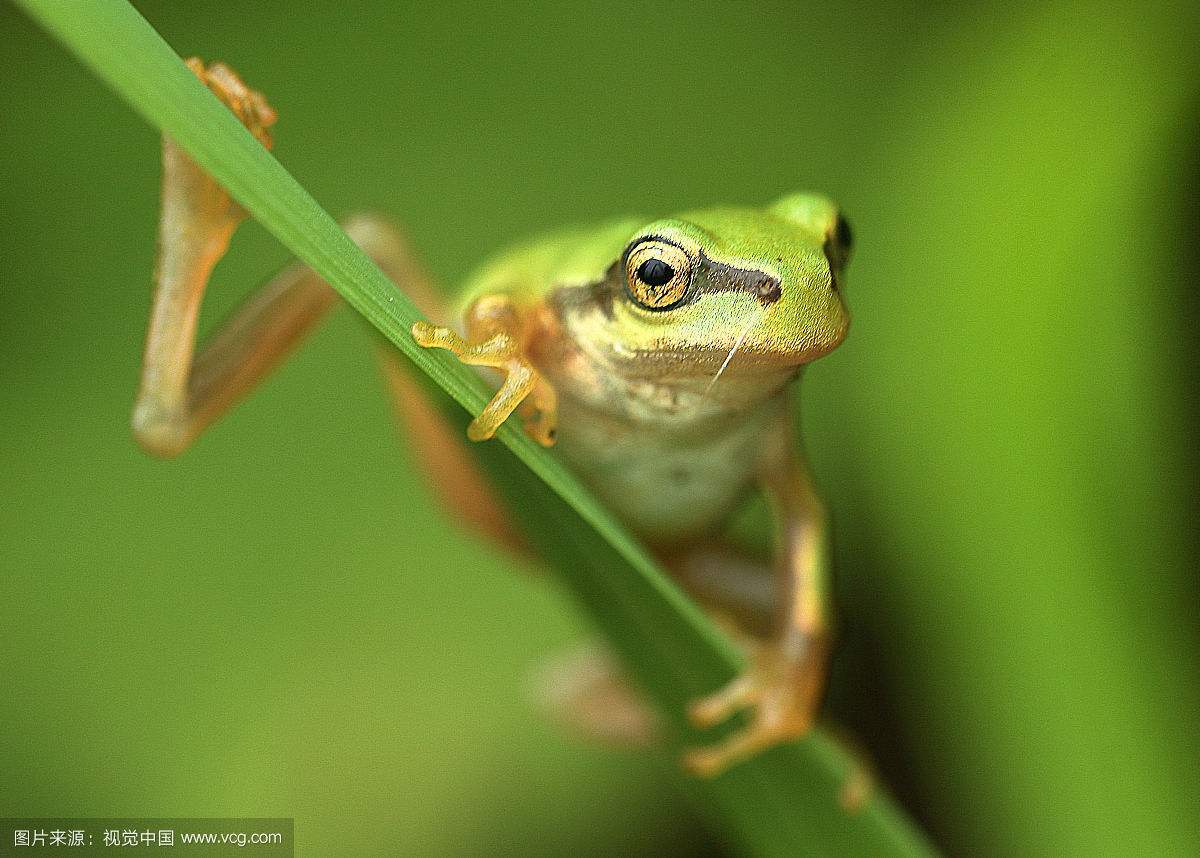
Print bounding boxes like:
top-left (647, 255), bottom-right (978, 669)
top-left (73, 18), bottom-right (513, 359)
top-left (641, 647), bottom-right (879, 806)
top-left (454, 193), bottom-right (851, 546)
top-left (413, 192), bottom-right (857, 777)
top-left (128, 59), bottom-right (855, 776)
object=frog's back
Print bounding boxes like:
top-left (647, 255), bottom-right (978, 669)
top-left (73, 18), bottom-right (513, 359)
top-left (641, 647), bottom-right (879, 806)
top-left (453, 218), bottom-right (642, 313)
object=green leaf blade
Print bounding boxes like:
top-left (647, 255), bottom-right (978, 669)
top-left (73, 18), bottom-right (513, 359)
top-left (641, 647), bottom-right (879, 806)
top-left (16, 1), bottom-right (936, 854)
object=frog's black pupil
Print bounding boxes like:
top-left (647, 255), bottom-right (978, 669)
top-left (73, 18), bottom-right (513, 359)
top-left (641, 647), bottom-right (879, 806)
top-left (637, 258), bottom-right (675, 287)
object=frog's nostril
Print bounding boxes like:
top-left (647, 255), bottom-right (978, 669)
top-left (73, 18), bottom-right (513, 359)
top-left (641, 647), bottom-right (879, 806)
top-left (756, 278), bottom-right (781, 305)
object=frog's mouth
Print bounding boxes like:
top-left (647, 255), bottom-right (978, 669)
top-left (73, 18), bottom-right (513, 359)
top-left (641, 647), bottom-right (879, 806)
top-left (665, 323), bottom-right (847, 375)
top-left (701, 311), bottom-right (759, 393)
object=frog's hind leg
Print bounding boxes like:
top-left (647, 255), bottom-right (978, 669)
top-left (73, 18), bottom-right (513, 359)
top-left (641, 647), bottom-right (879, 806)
top-left (135, 61), bottom-right (525, 569)
top-left (335, 220), bottom-right (525, 553)
top-left (131, 58), bottom-right (432, 459)
top-left (375, 345), bottom-right (525, 555)
top-left (530, 548), bottom-right (790, 753)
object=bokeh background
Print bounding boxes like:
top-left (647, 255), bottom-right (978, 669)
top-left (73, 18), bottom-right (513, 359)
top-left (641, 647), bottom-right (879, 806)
top-left (2, 1), bottom-right (1198, 854)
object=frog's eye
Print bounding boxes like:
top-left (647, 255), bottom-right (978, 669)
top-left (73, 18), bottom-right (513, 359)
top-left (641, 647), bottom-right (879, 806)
top-left (824, 213), bottom-right (853, 274)
top-left (834, 214), bottom-right (853, 255)
top-left (625, 240), bottom-right (692, 310)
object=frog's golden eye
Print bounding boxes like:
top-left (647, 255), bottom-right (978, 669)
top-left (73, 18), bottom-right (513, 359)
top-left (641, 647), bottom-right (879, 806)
top-left (625, 240), bottom-right (693, 309)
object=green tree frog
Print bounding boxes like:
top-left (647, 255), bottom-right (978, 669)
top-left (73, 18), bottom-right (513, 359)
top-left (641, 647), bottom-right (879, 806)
top-left (132, 60), bottom-right (853, 781)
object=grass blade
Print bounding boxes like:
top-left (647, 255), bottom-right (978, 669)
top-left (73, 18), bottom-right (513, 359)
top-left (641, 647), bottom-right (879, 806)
top-left (17, 1), bottom-right (935, 853)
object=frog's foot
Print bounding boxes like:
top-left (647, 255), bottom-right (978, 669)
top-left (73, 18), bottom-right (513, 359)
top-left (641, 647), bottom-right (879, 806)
top-left (682, 635), bottom-right (828, 778)
top-left (410, 321), bottom-right (557, 445)
top-left (184, 57), bottom-right (277, 148)
top-left (532, 642), bottom-right (660, 746)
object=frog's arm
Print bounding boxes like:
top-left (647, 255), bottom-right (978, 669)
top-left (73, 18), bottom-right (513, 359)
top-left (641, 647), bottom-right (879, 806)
top-left (683, 414), bottom-right (832, 777)
top-left (412, 296), bottom-right (558, 446)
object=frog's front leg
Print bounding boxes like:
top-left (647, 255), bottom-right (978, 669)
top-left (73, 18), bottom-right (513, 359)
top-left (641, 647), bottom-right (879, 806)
top-left (411, 296), bottom-right (557, 446)
top-left (682, 417), bottom-right (832, 778)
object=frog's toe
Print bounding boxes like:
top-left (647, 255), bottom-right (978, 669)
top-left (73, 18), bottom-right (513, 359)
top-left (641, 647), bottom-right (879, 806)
top-left (683, 639), bottom-right (827, 776)
top-left (687, 670), bottom-right (762, 729)
top-left (682, 723), bottom-right (786, 778)
top-left (411, 320), bottom-right (452, 350)
top-left (185, 57), bottom-right (277, 147)
top-left (466, 414), bottom-right (500, 442)
top-left (684, 668), bottom-right (799, 777)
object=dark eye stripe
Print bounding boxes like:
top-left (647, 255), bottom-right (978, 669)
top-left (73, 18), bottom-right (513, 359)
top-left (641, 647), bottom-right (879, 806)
top-left (697, 255), bottom-right (782, 307)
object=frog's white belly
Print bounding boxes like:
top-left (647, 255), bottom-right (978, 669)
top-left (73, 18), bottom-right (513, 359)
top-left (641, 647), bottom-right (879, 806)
top-left (553, 393), bottom-right (778, 547)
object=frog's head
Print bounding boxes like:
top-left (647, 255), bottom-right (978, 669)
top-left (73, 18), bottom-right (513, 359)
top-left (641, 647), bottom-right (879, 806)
top-left (604, 193), bottom-right (851, 383)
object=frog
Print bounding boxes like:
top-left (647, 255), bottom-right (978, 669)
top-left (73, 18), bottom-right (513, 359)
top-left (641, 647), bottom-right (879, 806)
top-left (132, 59), bottom-right (853, 781)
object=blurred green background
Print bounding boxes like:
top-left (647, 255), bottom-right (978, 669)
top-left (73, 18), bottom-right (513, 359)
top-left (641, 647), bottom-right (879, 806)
top-left (3, 1), bottom-right (1198, 854)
